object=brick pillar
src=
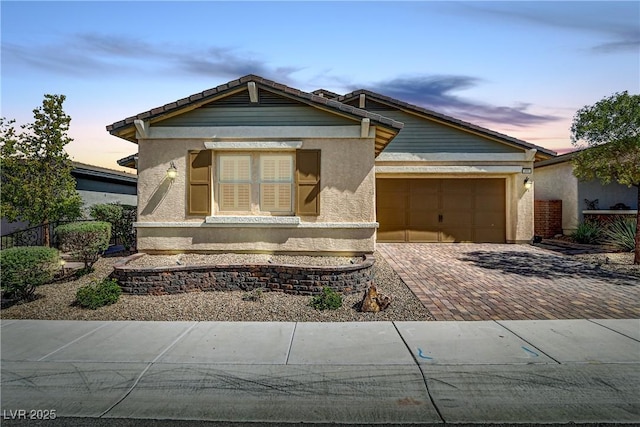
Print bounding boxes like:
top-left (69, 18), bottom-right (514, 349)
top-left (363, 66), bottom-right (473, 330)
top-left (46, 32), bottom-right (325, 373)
top-left (534, 200), bottom-right (562, 238)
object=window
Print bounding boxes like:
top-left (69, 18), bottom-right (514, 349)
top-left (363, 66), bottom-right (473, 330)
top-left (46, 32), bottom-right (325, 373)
top-left (216, 153), bottom-right (294, 214)
top-left (218, 155), bottom-right (252, 211)
top-left (188, 149), bottom-right (319, 217)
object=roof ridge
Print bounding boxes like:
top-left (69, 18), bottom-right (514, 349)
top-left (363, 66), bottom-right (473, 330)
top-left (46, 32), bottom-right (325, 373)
top-left (107, 75), bottom-right (403, 134)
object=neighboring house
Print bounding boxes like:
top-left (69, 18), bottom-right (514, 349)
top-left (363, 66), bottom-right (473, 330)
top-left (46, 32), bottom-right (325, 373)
top-left (72, 162), bottom-right (138, 210)
top-left (1, 162), bottom-right (137, 237)
top-left (534, 151), bottom-right (637, 235)
top-left (108, 74), bottom-right (555, 255)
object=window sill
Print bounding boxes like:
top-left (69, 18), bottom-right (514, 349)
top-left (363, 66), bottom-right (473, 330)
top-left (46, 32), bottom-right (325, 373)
top-left (205, 216), bottom-right (300, 227)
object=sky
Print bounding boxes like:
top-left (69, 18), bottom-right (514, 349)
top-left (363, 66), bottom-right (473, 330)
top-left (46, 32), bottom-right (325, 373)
top-left (1, 1), bottom-right (639, 173)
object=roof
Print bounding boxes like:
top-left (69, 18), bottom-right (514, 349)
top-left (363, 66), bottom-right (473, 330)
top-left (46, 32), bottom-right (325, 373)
top-left (534, 150), bottom-right (580, 168)
top-left (71, 161), bottom-right (137, 184)
top-left (337, 89), bottom-right (557, 159)
top-left (116, 154), bottom-right (138, 169)
top-left (311, 89), bottom-right (341, 99)
top-left (106, 74), bottom-right (403, 157)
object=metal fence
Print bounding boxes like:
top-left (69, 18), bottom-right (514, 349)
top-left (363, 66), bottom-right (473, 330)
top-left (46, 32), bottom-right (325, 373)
top-left (0, 220), bottom-right (127, 250)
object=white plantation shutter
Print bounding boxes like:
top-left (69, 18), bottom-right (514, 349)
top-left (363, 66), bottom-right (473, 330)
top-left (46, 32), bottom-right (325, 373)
top-left (260, 155), bottom-right (293, 212)
top-left (218, 155), bottom-right (251, 211)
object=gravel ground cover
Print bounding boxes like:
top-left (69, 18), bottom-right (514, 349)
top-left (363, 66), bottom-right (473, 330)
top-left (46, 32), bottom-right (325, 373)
top-left (572, 252), bottom-right (640, 278)
top-left (1, 253), bottom-right (434, 322)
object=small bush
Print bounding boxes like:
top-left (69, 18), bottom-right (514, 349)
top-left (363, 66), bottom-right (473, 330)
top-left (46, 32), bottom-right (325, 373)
top-left (571, 221), bottom-right (602, 244)
top-left (56, 221), bottom-right (111, 269)
top-left (75, 278), bottom-right (122, 309)
top-left (604, 217), bottom-right (637, 252)
top-left (0, 246), bottom-right (61, 301)
top-left (242, 288), bottom-right (264, 302)
top-left (310, 287), bottom-right (342, 310)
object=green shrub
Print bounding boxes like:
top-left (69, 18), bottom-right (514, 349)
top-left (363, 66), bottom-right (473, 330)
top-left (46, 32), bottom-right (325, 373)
top-left (90, 203), bottom-right (136, 250)
top-left (75, 278), bottom-right (122, 309)
top-left (309, 287), bottom-right (342, 310)
top-left (0, 246), bottom-right (61, 301)
top-left (604, 217), bottom-right (637, 252)
top-left (571, 221), bottom-right (602, 244)
top-left (55, 221), bottom-right (111, 269)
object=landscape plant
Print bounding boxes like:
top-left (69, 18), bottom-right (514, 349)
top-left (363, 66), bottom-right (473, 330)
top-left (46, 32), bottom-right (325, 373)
top-left (75, 278), bottom-right (122, 309)
top-left (309, 287), bottom-right (342, 310)
top-left (570, 91), bottom-right (640, 263)
top-left (604, 217), bottom-right (637, 252)
top-left (55, 221), bottom-right (111, 270)
top-left (571, 221), bottom-right (602, 245)
top-left (0, 95), bottom-right (83, 245)
top-left (90, 203), bottom-right (136, 250)
top-left (0, 246), bottom-right (61, 301)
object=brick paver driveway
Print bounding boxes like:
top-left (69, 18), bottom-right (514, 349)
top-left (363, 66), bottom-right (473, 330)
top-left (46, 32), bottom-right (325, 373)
top-left (378, 243), bottom-right (639, 321)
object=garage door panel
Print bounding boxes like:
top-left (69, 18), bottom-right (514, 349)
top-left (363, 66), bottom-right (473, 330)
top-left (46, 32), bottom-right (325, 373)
top-left (475, 211), bottom-right (506, 227)
top-left (377, 228), bottom-right (407, 242)
top-left (408, 212), bottom-right (439, 227)
top-left (378, 192), bottom-right (407, 209)
top-left (474, 228), bottom-right (506, 243)
top-left (442, 195), bottom-right (473, 210)
top-left (376, 178), bottom-right (506, 243)
top-left (408, 229), bottom-right (439, 242)
top-left (440, 228), bottom-right (473, 243)
top-left (409, 194), bottom-right (439, 210)
top-left (441, 211), bottom-right (473, 226)
top-left (378, 208), bottom-right (406, 226)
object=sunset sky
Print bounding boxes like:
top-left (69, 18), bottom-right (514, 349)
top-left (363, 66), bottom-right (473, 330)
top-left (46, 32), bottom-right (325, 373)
top-left (2, 1), bottom-right (638, 173)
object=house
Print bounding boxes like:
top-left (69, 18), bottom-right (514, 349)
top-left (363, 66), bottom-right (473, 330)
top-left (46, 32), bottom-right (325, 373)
top-left (107, 74), bottom-right (555, 255)
top-left (534, 151), bottom-right (638, 235)
top-left (71, 162), bottom-right (137, 209)
top-left (1, 162), bottom-right (137, 237)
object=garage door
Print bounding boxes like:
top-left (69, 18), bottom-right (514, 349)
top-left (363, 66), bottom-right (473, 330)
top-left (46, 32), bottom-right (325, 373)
top-left (376, 178), bottom-right (506, 243)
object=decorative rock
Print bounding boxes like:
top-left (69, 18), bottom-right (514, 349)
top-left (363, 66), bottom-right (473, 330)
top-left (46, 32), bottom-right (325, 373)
top-left (359, 284), bottom-right (392, 313)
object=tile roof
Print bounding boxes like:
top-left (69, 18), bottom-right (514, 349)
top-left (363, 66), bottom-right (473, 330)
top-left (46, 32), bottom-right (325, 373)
top-left (71, 161), bottom-right (137, 182)
top-left (337, 89), bottom-right (557, 158)
top-left (106, 75), bottom-right (403, 136)
top-left (311, 89), bottom-right (341, 99)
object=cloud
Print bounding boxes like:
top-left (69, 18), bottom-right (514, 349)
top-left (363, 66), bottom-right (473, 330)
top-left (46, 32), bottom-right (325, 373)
top-left (353, 75), bottom-right (561, 127)
top-left (2, 33), bottom-right (301, 81)
top-left (448, 2), bottom-right (640, 55)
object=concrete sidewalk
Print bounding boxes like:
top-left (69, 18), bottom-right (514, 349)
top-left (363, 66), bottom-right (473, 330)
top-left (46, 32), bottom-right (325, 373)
top-left (1, 319), bottom-right (639, 425)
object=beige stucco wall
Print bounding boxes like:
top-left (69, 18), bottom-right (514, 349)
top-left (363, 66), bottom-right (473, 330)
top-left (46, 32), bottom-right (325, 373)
top-left (534, 163), bottom-right (578, 234)
top-left (135, 132), bottom-right (377, 253)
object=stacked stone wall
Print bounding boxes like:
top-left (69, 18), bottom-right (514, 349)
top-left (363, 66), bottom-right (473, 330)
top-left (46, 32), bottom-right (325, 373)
top-left (111, 254), bottom-right (374, 296)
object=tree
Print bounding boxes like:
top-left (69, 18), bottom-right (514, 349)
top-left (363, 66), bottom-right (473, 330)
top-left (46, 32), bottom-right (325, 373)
top-left (570, 91), bottom-right (640, 264)
top-left (1, 94), bottom-right (83, 245)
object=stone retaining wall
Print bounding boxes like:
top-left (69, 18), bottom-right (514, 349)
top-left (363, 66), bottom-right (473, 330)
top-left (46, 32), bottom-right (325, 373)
top-left (111, 253), bottom-right (374, 296)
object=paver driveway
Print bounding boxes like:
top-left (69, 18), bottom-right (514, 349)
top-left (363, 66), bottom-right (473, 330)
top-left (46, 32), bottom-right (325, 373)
top-left (378, 243), bottom-right (640, 321)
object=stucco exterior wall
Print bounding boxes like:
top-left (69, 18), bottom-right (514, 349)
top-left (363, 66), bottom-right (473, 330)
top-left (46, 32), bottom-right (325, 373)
top-left (135, 132), bottom-right (377, 253)
top-left (578, 180), bottom-right (638, 215)
top-left (534, 162), bottom-right (579, 234)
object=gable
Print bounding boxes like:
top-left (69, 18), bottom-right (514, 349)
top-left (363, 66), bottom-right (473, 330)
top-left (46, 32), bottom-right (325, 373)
top-left (156, 88), bottom-right (356, 127)
top-left (347, 103), bottom-right (524, 154)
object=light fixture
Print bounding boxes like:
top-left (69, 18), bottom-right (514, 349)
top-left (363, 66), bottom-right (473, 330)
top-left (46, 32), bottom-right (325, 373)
top-left (166, 161), bottom-right (178, 179)
top-left (524, 177), bottom-right (533, 190)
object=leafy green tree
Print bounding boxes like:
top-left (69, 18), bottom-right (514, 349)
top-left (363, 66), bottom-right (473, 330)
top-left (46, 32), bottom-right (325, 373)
top-left (1, 94), bottom-right (83, 245)
top-left (570, 91), bottom-right (640, 264)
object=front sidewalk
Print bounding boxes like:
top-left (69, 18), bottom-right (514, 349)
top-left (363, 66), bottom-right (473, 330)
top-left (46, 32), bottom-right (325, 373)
top-left (2, 319), bottom-right (639, 425)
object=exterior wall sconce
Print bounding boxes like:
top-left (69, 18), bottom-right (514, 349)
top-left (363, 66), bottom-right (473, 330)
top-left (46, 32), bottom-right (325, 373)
top-left (166, 161), bottom-right (178, 179)
top-left (524, 177), bottom-right (533, 190)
